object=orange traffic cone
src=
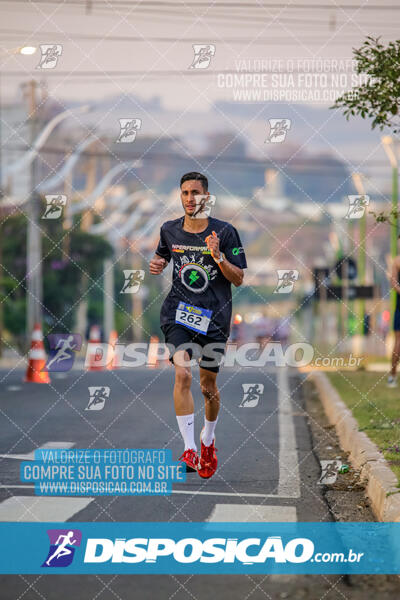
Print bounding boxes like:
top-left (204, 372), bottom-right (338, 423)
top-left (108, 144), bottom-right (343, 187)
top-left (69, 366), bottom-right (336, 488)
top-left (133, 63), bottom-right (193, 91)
top-left (24, 323), bottom-right (51, 383)
top-left (106, 329), bottom-right (120, 370)
top-left (148, 335), bottom-right (160, 368)
top-left (87, 325), bottom-right (104, 371)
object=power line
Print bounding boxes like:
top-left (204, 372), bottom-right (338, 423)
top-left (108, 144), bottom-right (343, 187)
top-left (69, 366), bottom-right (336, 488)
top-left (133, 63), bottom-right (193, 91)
top-left (1, 143), bottom-right (392, 170)
top-left (0, 0), bottom-right (397, 8)
top-left (0, 30), bottom-right (398, 45)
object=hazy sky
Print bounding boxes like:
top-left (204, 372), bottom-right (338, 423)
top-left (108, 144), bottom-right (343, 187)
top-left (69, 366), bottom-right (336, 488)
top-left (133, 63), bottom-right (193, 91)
top-left (1, 0), bottom-right (399, 110)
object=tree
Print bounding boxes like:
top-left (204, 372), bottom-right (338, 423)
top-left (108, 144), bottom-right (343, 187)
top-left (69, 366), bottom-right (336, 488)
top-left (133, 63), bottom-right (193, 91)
top-left (1, 208), bottom-right (113, 349)
top-left (332, 36), bottom-right (400, 133)
top-left (333, 36), bottom-right (400, 324)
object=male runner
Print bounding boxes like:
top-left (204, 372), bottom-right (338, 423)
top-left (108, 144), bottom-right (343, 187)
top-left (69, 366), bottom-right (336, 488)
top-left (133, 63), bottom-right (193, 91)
top-left (388, 253), bottom-right (400, 387)
top-left (149, 172), bottom-right (247, 479)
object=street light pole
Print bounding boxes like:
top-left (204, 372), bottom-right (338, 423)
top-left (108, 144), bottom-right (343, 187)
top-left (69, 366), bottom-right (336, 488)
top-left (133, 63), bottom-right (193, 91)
top-left (0, 46), bottom-right (37, 355)
top-left (351, 172), bottom-right (367, 338)
top-left (24, 80), bottom-right (42, 339)
top-left (382, 136), bottom-right (399, 323)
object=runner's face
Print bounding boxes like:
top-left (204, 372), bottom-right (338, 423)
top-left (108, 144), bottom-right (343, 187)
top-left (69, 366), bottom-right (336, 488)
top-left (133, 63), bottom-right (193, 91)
top-left (180, 180), bottom-right (208, 217)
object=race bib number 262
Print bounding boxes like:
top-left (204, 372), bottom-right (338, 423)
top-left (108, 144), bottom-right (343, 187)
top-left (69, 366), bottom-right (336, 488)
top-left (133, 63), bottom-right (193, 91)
top-left (175, 302), bottom-right (212, 334)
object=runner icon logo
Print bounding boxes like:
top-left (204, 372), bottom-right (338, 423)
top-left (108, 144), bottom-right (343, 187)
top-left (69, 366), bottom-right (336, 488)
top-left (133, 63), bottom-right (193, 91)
top-left (265, 118), bottom-right (291, 143)
top-left (116, 118), bottom-right (142, 143)
top-left (37, 45), bottom-right (63, 69)
top-left (192, 194), bottom-right (216, 219)
top-left (239, 383), bottom-right (264, 407)
top-left (189, 44), bottom-right (216, 69)
top-left (120, 270), bottom-right (145, 294)
top-left (46, 334), bottom-right (82, 372)
top-left (345, 195), bottom-right (370, 219)
top-left (42, 529), bottom-right (82, 568)
top-left (318, 460), bottom-right (342, 485)
top-left (274, 270), bottom-right (299, 294)
top-left (42, 195), bottom-right (67, 219)
top-left (86, 386), bottom-right (110, 411)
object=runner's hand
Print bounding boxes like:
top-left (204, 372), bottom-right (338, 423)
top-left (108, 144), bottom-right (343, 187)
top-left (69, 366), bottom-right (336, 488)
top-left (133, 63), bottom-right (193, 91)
top-left (205, 230), bottom-right (220, 260)
top-left (149, 256), bottom-right (167, 274)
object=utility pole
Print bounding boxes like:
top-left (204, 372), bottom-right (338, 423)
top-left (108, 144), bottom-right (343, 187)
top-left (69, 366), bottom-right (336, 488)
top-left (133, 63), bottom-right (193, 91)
top-left (131, 249), bottom-right (143, 343)
top-left (103, 258), bottom-right (115, 342)
top-left (62, 162), bottom-right (73, 257)
top-left (24, 80), bottom-right (42, 340)
top-left (101, 152), bottom-right (114, 343)
top-left (75, 148), bottom-right (97, 340)
top-left (382, 136), bottom-right (399, 322)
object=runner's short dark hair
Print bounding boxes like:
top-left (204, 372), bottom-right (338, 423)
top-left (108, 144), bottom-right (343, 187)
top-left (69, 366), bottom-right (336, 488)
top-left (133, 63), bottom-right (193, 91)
top-left (180, 172), bottom-right (208, 192)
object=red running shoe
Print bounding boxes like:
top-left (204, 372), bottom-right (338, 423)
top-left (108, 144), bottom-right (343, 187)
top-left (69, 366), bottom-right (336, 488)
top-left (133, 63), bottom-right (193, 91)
top-left (197, 429), bottom-right (218, 479)
top-left (179, 448), bottom-right (199, 472)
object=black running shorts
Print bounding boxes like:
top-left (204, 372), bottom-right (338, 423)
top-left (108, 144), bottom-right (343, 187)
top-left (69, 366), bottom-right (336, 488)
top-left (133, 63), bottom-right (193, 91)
top-left (161, 323), bottom-right (227, 373)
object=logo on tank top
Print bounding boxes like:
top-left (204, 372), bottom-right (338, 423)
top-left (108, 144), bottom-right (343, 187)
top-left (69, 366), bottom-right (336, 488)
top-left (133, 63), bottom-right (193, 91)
top-left (175, 254), bottom-right (217, 294)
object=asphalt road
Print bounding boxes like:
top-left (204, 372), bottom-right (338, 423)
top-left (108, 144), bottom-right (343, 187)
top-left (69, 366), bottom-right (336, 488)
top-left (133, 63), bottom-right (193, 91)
top-left (0, 363), bottom-right (389, 599)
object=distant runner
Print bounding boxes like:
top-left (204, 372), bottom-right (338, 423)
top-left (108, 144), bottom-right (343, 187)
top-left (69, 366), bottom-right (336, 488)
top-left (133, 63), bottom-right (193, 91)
top-left (388, 254), bottom-right (400, 387)
top-left (149, 172), bottom-right (247, 479)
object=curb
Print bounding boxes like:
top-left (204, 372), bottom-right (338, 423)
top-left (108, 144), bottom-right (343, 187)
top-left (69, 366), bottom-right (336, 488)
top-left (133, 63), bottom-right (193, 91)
top-left (310, 370), bottom-right (400, 522)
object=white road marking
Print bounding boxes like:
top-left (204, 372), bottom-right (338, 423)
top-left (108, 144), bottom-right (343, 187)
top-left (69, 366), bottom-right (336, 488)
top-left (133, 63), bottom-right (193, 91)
top-left (0, 496), bottom-right (92, 522)
top-left (277, 368), bottom-right (301, 498)
top-left (0, 441), bottom-right (74, 461)
top-left (6, 386), bottom-right (22, 391)
top-left (0, 485), bottom-right (35, 490)
top-left (0, 485), bottom-right (297, 499)
top-left (207, 504), bottom-right (297, 522)
top-left (172, 489), bottom-right (295, 498)
top-left (0, 441), bottom-right (93, 521)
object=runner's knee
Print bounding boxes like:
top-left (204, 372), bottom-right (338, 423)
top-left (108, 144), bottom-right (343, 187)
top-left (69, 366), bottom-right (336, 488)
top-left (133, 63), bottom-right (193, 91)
top-left (175, 367), bottom-right (192, 389)
top-left (200, 380), bottom-right (218, 402)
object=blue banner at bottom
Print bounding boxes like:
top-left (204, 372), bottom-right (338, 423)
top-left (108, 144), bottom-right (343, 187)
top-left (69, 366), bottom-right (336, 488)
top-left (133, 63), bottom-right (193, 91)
top-left (0, 522), bottom-right (399, 574)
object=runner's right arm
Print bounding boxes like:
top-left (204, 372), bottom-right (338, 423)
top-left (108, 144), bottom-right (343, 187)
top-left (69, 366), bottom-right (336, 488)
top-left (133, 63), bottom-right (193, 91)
top-left (149, 226), bottom-right (171, 274)
top-left (149, 254), bottom-right (167, 274)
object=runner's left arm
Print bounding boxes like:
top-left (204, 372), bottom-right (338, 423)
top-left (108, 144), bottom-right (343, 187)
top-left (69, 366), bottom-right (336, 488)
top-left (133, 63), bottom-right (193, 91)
top-left (206, 226), bottom-right (247, 287)
top-left (218, 258), bottom-right (244, 287)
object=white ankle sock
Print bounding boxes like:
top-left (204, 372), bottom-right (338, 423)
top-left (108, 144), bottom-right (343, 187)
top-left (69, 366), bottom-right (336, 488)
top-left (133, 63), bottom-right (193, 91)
top-left (202, 417), bottom-right (218, 447)
top-left (176, 414), bottom-right (196, 451)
